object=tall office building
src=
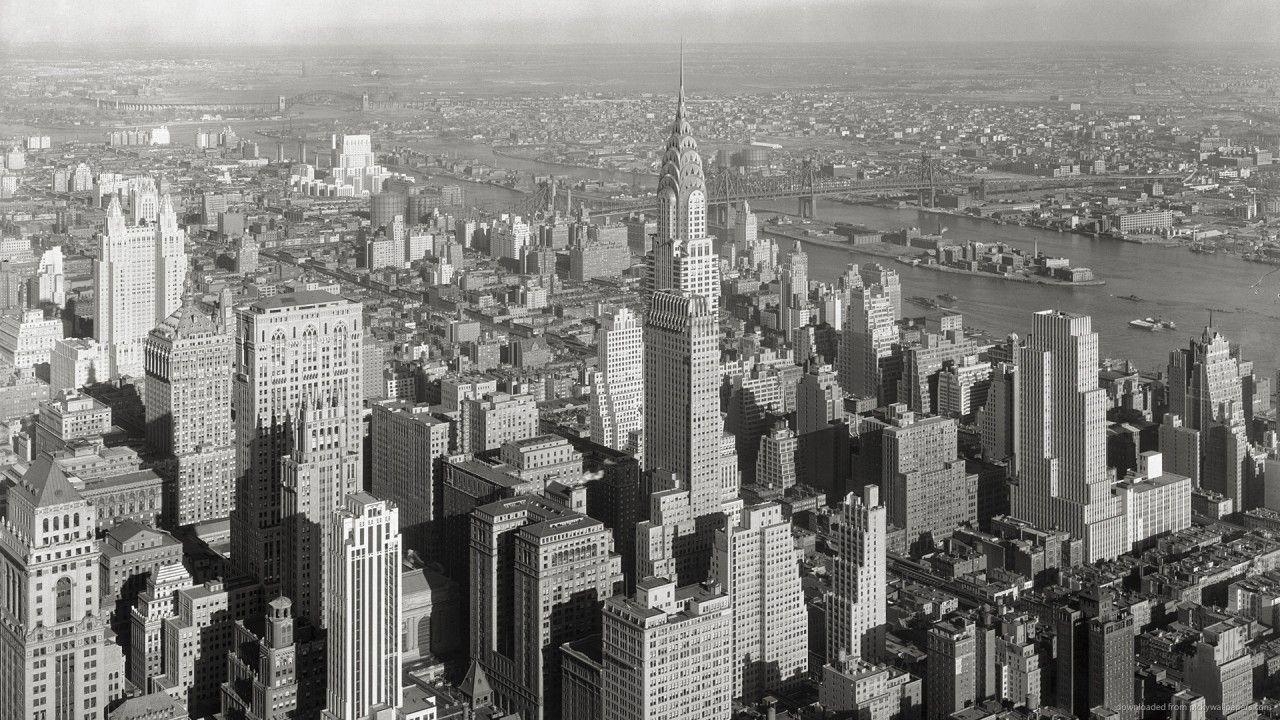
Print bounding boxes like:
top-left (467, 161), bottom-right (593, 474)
top-left (858, 263), bottom-right (902, 320)
top-left (601, 579), bottom-right (734, 720)
top-left (94, 194), bottom-right (187, 379)
top-left (145, 298), bottom-right (236, 527)
top-left (1010, 311), bottom-right (1126, 563)
top-left (839, 283), bottom-right (898, 404)
top-left (459, 392), bottom-right (539, 455)
top-left (779, 240), bottom-right (809, 338)
top-left (469, 496), bottom-right (622, 720)
top-left (280, 401), bottom-right (361, 627)
top-left (732, 202), bottom-right (759, 259)
top-left (644, 290), bottom-right (722, 516)
top-left (755, 422), bottom-right (799, 490)
top-left (589, 307), bottom-right (645, 456)
top-left (711, 502), bottom-right (808, 701)
top-left (322, 493), bottom-right (402, 720)
top-left (640, 289), bottom-right (727, 585)
top-left (646, 67), bottom-right (720, 313)
top-left (231, 291), bottom-right (363, 595)
top-left (0, 455), bottom-right (121, 720)
top-left (370, 400), bottom-right (451, 558)
top-left (827, 485), bottom-right (887, 663)
top-left (926, 615), bottom-right (978, 720)
top-left (880, 406), bottom-right (977, 551)
top-left (796, 362), bottom-right (845, 435)
top-left (1167, 327), bottom-right (1254, 508)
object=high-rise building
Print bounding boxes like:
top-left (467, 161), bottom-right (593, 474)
top-left (779, 240), bottom-right (809, 338)
top-left (858, 263), bottom-right (902, 320)
top-left (639, 289), bottom-right (727, 585)
top-left (1168, 327), bottom-right (1254, 509)
top-left (0, 307), bottom-right (64, 370)
top-left (220, 596), bottom-right (327, 720)
top-left (1010, 311), bottom-right (1126, 563)
top-left (644, 290), bottom-right (721, 518)
top-left (508, 510), bottom-right (622, 719)
top-left (231, 291), bottom-right (363, 595)
top-left (926, 615), bottom-right (977, 719)
top-left (880, 405), bottom-right (977, 552)
top-left (145, 298), bottom-right (236, 527)
top-left (370, 400), bottom-right (451, 558)
top-left (94, 195), bottom-right (187, 378)
top-left (796, 362), bottom-right (844, 435)
top-left (839, 283), bottom-right (898, 404)
top-left (601, 579), bottom-right (733, 720)
top-left (827, 485), bottom-right (887, 663)
top-left (755, 421), bottom-right (798, 490)
top-left (646, 69), bottom-right (720, 313)
top-left (322, 493), bottom-right (402, 720)
top-left (978, 360), bottom-right (1017, 464)
top-left (280, 401), bottom-right (361, 626)
top-left (711, 502), bottom-right (808, 701)
top-left (0, 455), bottom-right (124, 720)
top-left (589, 307), bottom-right (644, 456)
top-left (459, 392), bottom-right (539, 455)
top-left (732, 202), bottom-right (759, 259)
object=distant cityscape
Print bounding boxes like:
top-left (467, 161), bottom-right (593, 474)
top-left (0, 30), bottom-right (1279, 720)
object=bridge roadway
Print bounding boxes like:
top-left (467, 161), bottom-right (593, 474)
top-left (583, 172), bottom-right (1186, 217)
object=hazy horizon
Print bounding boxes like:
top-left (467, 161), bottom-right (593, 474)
top-left (4, 0), bottom-right (1280, 48)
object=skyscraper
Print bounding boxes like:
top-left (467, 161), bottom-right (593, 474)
top-left (0, 455), bottom-right (123, 720)
top-left (94, 194), bottom-right (186, 379)
top-left (711, 502), bottom-right (808, 701)
top-left (839, 283), bottom-right (898, 403)
top-left (589, 307), bottom-right (644, 456)
top-left (1010, 310), bottom-right (1126, 563)
top-left (370, 399), bottom-right (451, 558)
top-left (827, 485), bottom-right (887, 663)
top-left (601, 579), bottom-right (734, 720)
top-left (644, 290), bottom-right (722, 517)
top-left (231, 291), bottom-right (363, 595)
top-left (322, 493), bottom-right (402, 720)
top-left (280, 401), bottom-right (361, 627)
top-left (145, 297), bottom-right (236, 527)
top-left (1167, 327), bottom-right (1254, 509)
top-left (880, 406), bottom-right (977, 552)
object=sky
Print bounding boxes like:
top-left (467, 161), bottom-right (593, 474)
top-left (2, 0), bottom-right (1279, 48)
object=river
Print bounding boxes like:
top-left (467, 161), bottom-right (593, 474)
top-left (750, 199), bottom-right (1280, 378)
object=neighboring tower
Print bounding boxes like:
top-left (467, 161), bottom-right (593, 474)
top-left (94, 194), bottom-right (187, 378)
top-left (0, 455), bottom-right (118, 720)
top-left (1167, 326), bottom-right (1253, 508)
top-left (231, 291), bottom-right (363, 595)
top-left (1010, 310), bottom-right (1126, 563)
top-left (827, 485), bottom-right (887, 663)
top-left (370, 399), bottom-right (451, 559)
top-left (280, 400), bottom-right (361, 627)
top-left (779, 240), bottom-right (809, 338)
top-left (755, 421), bottom-right (798, 491)
top-left (589, 307), bottom-right (645, 456)
top-left (145, 296), bottom-right (236, 527)
top-left (796, 361), bottom-right (844, 435)
top-left (322, 493), bottom-right (402, 720)
top-left (926, 615), bottom-right (978, 720)
top-left (711, 502), bottom-right (808, 701)
top-left (880, 405), bottom-right (977, 552)
top-left (839, 283), bottom-right (898, 404)
top-left (644, 290), bottom-right (722, 518)
top-left (601, 578), bottom-right (734, 720)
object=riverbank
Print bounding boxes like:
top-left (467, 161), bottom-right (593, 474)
top-left (904, 259), bottom-right (1107, 286)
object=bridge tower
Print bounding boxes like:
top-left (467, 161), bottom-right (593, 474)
top-left (916, 150), bottom-right (941, 209)
top-left (278, 95), bottom-right (287, 113)
top-left (361, 93), bottom-right (370, 112)
top-left (797, 158), bottom-right (818, 219)
top-left (708, 166), bottom-right (740, 227)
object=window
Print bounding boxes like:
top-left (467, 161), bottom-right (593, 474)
top-left (55, 577), bottom-right (72, 623)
